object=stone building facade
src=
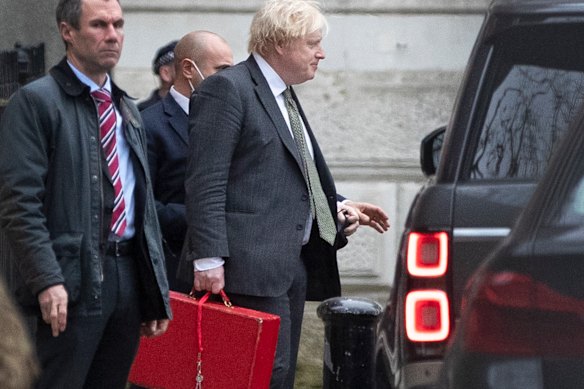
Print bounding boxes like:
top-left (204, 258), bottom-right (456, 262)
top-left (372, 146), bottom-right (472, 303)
top-left (1, 0), bottom-right (490, 299)
top-left (114, 0), bottom-right (490, 300)
top-left (2, 0), bottom-right (491, 386)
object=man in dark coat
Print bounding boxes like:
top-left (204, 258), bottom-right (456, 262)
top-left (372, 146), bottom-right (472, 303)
top-left (0, 0), bottom-right (171, 387)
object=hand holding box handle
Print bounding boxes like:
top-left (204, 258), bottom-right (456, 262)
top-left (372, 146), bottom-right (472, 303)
top-left (188, 289), bottom-right (233, 388)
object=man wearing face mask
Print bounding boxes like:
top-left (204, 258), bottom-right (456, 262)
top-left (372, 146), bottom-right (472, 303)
top-left (140, 30), bottom-right (233, 292)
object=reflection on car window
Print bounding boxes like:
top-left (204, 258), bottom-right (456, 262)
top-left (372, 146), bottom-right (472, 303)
top-left (470, 25), bottom-right (584, 180)
top-left (570, 178), bottom-right (584, 215)
top-left (472, 67), bottom-right (584, 179)
top-left (557, 177), bottom-right (584, 225)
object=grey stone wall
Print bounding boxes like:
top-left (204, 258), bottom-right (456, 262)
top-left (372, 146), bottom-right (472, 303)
top-left (0, 0), bottom-right (61, 66)
top-left (115, 2), bottom-right (483, 295)
top-left (1, 0), bottom-right (487, 295)
top-left (297, 69), bottom-right (461, 292)
top-left (123, 0), bottom-right (490, 13)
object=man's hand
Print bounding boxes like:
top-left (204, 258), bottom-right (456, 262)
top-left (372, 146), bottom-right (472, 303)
top-left (194, 265), bottom-right (225, 294)
top-left (344, 200), bottom-right (390, 233)
top-left (140, 319), bottom-right (170, 338)
top-left (38, 284), bottom-right (68, 337)
top-left (337, 203), bottom-right (360, 236)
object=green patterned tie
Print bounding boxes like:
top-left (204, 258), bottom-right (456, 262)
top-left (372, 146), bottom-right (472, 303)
top-left (283, 88), bottom-right (336, 245)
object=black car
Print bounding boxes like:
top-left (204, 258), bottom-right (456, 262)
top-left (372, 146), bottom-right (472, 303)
top-left (441, 100), bottom-right (584, 389)
top-left (375, 1), bottom-right (584, 388)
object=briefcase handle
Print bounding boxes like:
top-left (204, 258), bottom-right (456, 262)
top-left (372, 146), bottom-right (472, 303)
top-left (187, 288), bottom-right (232, 388)
top-left (188, 288), bottom-right (233, 308)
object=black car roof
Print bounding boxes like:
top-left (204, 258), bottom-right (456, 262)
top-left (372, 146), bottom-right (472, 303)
top-left (490, 0), bottom-right (584, 14)
top-left (482, 0), bottom-right (584, 42)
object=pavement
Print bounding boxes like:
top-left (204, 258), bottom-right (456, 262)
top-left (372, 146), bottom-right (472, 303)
top-left (295, 302), bottom-right (326, 388)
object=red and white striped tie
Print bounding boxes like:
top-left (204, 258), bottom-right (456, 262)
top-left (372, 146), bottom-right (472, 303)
top-left (92, 89), bottom-right (127, 237)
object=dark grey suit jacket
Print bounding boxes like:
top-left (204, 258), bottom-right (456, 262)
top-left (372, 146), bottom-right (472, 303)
top-left (181, 55), bottom-right (345, 301)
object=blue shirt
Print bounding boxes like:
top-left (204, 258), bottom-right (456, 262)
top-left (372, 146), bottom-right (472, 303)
top-left (68, 61), bottom-right (136, 240)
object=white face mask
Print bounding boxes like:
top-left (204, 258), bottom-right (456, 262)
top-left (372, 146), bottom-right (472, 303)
top-left (186, 59), bottom-right (205, 82)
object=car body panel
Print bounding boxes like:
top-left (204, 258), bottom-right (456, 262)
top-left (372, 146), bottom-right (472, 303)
top-left (442, 101), bottom-right (584, 388)
top-left (375, 1), bottom-right (584, 387)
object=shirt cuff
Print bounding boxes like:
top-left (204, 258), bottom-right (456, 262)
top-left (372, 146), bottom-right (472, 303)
top-left (193, 257), bottom-right (225, 271)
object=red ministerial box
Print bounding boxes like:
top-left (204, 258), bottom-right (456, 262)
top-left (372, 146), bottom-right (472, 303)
top-left (129, 291), bottom-right (280, 389)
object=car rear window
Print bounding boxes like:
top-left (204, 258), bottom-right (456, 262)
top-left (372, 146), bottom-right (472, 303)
top-left (469, 23), bottom-right (584, 180)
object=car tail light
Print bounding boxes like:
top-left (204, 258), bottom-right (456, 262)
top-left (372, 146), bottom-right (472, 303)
top-left (405, 290), bottom-right (450, 342)
top-left (407, 232), bottom-right (448, 277)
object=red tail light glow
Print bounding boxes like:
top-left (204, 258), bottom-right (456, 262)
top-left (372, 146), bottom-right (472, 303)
top-left (405, 290), bottom-right (450, 342)
top-left (407, 232), bottom-right (448, 277)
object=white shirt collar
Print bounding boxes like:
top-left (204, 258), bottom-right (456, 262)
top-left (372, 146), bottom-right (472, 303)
top-left (252, 52), bottom-right (287, 98)
top-left (169, 85), bottom-right (190, 114)
top-left (67, 60), bottom-right (112, 93)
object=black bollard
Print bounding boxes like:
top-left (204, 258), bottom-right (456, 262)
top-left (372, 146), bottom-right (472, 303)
top-left (317, 297), bottom-right (383, 389)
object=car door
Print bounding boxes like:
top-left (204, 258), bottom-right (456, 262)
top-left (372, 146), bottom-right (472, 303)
top-left (451, 21), bottom-right (584, 318)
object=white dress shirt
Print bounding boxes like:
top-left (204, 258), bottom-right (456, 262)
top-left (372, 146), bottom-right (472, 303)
top-left (169, 85), bottom-right (190, 114)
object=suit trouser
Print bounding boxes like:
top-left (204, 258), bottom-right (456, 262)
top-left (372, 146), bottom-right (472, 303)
top-left (35, 253), bottom-right (142, 389)
top-left (228, 254), bottom-right (307, 389)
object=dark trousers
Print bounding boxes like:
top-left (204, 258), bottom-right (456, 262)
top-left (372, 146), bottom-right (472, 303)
top-left (35, 253), bottom-right (142, 389)
top-left (163, 244), bottom-right (192, 293)
top-left (228, 255), bottom-right (307, 389)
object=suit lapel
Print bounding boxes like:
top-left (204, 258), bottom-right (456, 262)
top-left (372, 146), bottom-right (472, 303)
top-left (162, 94), bottom-right (189, 146)
top-left (244, 56), bottom-right (303, 169)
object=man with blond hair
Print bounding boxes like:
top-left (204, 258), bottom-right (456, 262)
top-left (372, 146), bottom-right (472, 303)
top-left (180, 1), bottom-right (388, 387)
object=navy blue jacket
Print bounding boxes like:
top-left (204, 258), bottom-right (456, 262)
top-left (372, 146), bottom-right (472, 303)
top-left (141, 93), bottom-right (191, 292)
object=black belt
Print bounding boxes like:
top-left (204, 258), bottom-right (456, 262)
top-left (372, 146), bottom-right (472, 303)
top-left (106, 238), bottom-right (135, 257)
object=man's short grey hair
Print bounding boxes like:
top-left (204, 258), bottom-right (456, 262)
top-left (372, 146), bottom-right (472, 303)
top-left (56, 0), bottom-right (84, 29)
top-left (56, 0), bottom-right (120, 29)
top-left (248, 0), bottom-right (328, 56)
